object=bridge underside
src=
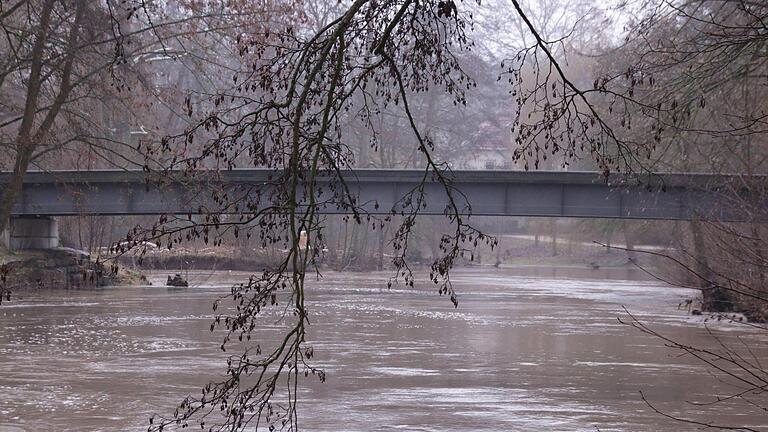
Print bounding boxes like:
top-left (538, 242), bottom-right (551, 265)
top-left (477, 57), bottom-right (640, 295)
top-left (5, 169), bottom-right (755, 221)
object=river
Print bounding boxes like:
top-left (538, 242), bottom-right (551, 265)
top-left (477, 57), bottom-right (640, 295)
top-left (0, 267), bottom-right (766, 431)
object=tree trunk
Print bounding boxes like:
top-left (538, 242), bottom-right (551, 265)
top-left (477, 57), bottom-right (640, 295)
top-left (690, 218), bottom-right (711, 285)
top-left (550, 219), bottom-right (558, 256)
top-left (622, 220), bottom-right (636, 261)
top-left (0, 143), bottom-right (34, 234)
top-left (0, 0), bottom-right (55, 234)
top-left (751, 223), bottom-right (765, 288)
top-left (690, 217), bottom-right (733, 311)
top-left (0, 0), bottom-right (84, 234)
top-left (376, 223), bottom-right (386, 271)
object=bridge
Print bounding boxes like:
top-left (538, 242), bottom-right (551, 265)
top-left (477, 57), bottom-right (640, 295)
top-left (0, 169), bottom-right (761, 249)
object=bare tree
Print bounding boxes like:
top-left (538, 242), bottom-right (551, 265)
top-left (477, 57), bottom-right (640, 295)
top-left (0, 0), bottom-right (89, 234)
top-left (0, 0), bottom-right (291, 237)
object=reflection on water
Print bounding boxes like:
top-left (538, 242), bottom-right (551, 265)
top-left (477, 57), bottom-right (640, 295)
top-left (0, 267), bottom-right (766, 431)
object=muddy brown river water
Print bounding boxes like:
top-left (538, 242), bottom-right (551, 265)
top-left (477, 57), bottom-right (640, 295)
top-left (0, 267), bottom-right (766, 431)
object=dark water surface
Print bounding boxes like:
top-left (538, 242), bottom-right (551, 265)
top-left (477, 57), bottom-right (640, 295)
top-left (0, 267), bottom-right (766, 431)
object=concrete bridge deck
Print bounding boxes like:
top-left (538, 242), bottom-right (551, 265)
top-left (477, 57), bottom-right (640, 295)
top-left (1, 169), bottom-right (763, 221)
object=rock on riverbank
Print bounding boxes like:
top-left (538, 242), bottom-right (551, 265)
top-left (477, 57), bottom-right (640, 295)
top-left (1, 248), bottom-right (146, 291)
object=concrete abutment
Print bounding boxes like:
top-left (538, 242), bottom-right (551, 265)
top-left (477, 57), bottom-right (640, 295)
top-left (1, 216), bottom-right (59, 250)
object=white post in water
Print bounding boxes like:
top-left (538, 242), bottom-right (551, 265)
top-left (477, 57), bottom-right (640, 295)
top-left (298, 230), bottom-right (308, 251)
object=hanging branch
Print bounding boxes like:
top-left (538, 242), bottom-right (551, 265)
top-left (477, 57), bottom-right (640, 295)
top-left (133, 0), bottom-right (496, 430)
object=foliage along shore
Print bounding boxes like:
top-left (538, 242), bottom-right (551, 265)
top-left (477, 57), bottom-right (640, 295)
top-left (3, 246), bottom-right (765, 323)
top-left (119, 241), bottom-right (649, 273)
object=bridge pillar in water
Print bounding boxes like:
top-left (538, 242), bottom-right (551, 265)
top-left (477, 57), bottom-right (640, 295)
top-left (6, 216), bottom-right (59, 250)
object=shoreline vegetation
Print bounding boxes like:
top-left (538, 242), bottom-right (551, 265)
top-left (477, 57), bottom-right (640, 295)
top-left (117, 234), bottom-right (660, 273)
top-left (2, 241), bottom-right (766, 323)
top-left (1, 235), bottom-right (659, 290)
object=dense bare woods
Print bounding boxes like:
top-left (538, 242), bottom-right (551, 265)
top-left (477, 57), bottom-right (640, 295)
top-left (586, 2), bottom-right (768, 426)
top-left (591, 2), bottom-right (768, 317)
top-left (492, 0), bottom-right (768, 319)
top-left (0, 0), bottom-right (298, 232)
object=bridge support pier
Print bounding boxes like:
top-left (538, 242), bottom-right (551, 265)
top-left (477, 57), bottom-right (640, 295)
top-left (3, 216), bottom-right (59, 250)
top-left (1, 222), bottom-right (7, 250)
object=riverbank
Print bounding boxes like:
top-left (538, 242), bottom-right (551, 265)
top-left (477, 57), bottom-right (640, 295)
top-left (114, 235), bottom-right (662, 273)
top-left (0, 248), bottom-right (146, 292)
top-left (120, 249), bottom-right (281, 272)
